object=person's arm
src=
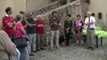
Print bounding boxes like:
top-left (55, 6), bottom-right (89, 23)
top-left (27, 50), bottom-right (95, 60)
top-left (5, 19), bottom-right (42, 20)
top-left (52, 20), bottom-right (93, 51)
top-left (85, 17), bottom-right (96, 25)
top-left (18, 22), bottom-right (26, 34)
top-left (0, 31), bottom-right (16, 55)
top-left (20, 27), bottom-right (26, 35)
top-left (26, 20), bottom-right (36, 27)
top-left (85, 18), bottom-right (89, 26)
top-left (88, 17), bottom-right (96, 25)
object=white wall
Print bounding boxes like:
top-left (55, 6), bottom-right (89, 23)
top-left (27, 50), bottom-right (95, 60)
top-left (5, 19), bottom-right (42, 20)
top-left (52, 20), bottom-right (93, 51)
top-left (89, 0), bottom-right (107, 27)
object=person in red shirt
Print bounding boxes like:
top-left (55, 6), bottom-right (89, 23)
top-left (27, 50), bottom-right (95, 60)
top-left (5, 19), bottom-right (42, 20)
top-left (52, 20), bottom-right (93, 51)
top-left (2, 7), bottom-right (15, 38)
top-left (35, 15), bottom-right (45, 51)
top-left (2, 7), bottom-right (21, 60)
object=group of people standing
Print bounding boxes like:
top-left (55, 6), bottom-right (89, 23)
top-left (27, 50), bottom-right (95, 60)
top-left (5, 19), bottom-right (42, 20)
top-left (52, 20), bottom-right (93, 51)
top-left (0, 7), bottom-right (96, 60)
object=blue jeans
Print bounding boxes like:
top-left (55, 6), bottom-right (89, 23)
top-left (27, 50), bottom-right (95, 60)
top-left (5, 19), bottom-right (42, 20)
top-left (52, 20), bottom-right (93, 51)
top-left (18, 47), bottom-right (29, 60)
top-left (15, 48), bottom-right (20, 60)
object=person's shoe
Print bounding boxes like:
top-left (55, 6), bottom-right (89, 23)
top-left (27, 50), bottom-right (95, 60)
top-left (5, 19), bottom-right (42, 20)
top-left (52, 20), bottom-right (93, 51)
top-left (91, 47), bottom-right (94, 50)
top-left (33, 50), bottom-right (37, 53)
top-left (29, 53), bottom-right (35, 56)
top-left (87, 47), bottom-right (92, 49)
top-left (56, 46), bottom-right (60, 49)
top-left (51, 47), bottom-right (53, 50)
top-left (36, 49), bottom-right (40, 51)
top-left (41, 48), bottom-right (45, 50)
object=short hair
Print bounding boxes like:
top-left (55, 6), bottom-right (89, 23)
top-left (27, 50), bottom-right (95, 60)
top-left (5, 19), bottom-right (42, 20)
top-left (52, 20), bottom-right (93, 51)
top-left (77, 14), bottom-right (81, 18)
top-left (5, 7), bottom-right (11, 13)
top-left (66, 14), bottom-right (71, 17)
top-left (36, 15), bottom-right (42, 19)
top-left (52, 11), bottom-right (57, 16)
top-left (19, 11), bottom-right (25, 15)
top-left (16, 14), bottom-right (23, 21)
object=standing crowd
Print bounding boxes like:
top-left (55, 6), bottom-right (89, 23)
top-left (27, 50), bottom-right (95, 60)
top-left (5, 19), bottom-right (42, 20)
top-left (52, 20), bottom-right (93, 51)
top-left (0, 7), bottom-right (96, 60)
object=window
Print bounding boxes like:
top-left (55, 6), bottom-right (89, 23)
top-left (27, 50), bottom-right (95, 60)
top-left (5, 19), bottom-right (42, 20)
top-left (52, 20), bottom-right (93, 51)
top-left (98, 12), bottom-right (102, 19)
top-left (85, 0), bottom-right (90, 4)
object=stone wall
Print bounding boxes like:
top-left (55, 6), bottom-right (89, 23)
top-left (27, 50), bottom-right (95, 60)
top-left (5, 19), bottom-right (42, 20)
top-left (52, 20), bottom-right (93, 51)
top-left (38, 1), bottom-right (76, 35)
top-left (26, 0), bottom-right (51, 12)
top-left (32, 1), bottom-right (61, 17)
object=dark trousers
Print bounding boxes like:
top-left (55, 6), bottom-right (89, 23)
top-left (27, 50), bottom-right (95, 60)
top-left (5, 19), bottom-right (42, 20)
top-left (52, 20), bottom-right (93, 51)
top-left (65, 32), bottom-right (70, 46)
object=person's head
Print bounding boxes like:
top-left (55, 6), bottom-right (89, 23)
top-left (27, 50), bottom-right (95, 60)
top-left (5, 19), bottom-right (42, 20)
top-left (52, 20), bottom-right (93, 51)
top-left (36, 15), bottom-right (42, 20)
top-left (26, 13), bottom-right (32, 18)
top-left (87, 11), bottom-right (92, 17)
top-left (16, 14), bottom-right (23, 22)
top-left (52, 11), bottom-right (58, 17)
top-left (19, 11), bottom-right (25, 16)
top-left (5, 7), bottom-right (12, 15)
top-left (66, 14), bottom-right (71, 19)
top-left (76, 15), bottom-right (81, 20)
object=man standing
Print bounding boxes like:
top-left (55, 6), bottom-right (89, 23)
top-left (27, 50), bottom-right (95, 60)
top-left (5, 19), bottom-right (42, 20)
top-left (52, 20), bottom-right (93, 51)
top-left (2, 7), bottom-right (15, 39)
top-left (26, 13), bottom-right (36, 56)
top-left (2, 7), bottom-right (20, 60)
top-left (85, 11), bottom-right (96, 50)
top-left (49, 11), bottom-right (61, 49)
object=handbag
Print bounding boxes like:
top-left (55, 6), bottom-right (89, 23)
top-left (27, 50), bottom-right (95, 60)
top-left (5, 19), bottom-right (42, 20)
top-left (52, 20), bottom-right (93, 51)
top-left (13, 26), bottom-right (28, 48)
top-left (14, 37), bottom-right (28, 48)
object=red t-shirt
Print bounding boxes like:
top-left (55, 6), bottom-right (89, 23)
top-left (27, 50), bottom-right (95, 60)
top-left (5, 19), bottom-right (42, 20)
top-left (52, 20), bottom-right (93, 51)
top-left (35, 20), bottom-right (44, 34)
top-left (2, 14), bottom-right (14, 37)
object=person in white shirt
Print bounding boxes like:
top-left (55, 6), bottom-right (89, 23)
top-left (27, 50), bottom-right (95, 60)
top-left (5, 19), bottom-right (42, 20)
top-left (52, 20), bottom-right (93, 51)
top-left (85, 11), bottom-right (96, 50)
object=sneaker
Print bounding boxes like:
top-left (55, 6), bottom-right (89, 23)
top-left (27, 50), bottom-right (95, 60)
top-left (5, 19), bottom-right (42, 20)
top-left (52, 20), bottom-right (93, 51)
top-left (29, 53), bottom-right (35, 56)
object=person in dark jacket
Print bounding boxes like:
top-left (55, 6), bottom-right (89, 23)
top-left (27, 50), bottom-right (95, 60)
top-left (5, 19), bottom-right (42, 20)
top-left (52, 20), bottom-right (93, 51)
top-left (74, 15), bottom-right (84, 45)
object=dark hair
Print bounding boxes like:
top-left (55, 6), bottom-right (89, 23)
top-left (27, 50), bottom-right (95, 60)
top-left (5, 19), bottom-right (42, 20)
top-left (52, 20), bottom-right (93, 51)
top-left (66, 14), bottom-right (71, 17)
top-left (5, 7), bottom-right (11, 13)
top-left (19, 11), bottom-right (25, 15)
top-left (77, 15), bottom-right (81, 18)
top-left (52, 11), bottom-right (57, 16)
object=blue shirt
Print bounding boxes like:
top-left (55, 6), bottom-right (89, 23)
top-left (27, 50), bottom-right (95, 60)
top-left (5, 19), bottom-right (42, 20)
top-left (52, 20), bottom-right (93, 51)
top-left (26, 18), bottom-right (36, 34)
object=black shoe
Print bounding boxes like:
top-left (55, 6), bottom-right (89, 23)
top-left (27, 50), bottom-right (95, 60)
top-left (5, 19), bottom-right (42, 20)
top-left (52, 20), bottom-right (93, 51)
top-left (91, 47), bottom-right (94, 50)
top-left (29, 53), bottom-right (35, 56)
top-left (87, 47), bottom-right (92, 49)
top-left (36, 49), bottom-right (41, 51)
top-left (40, 48), bottom-right (45, 50)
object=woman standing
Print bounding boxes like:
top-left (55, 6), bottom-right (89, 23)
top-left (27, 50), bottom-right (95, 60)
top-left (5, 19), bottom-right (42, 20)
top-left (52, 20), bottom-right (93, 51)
top-left (15, 14), bottom-right (29, 60)
top-left (74, 15), bottom-right (84, 46)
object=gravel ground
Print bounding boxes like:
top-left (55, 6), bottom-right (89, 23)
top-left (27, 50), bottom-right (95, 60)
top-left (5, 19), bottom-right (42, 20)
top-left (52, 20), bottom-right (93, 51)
top-left (30, 45), bottom-right (107, 60)
top-left (30, 38), bottom-right (107, 60)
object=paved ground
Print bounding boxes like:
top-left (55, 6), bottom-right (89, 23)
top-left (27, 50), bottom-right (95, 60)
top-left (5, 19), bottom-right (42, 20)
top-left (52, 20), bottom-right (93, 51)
top-left (30, 38), bottom-right (107, 60)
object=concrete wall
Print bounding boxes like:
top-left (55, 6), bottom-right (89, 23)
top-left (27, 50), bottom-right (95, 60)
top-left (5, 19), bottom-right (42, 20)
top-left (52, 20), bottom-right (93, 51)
top-left (89, 0), bottom-right (107, 28)
top-left (0, 0), bottom-right (26, 21)
top-left (26, 0), bottom-right (51, 12)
